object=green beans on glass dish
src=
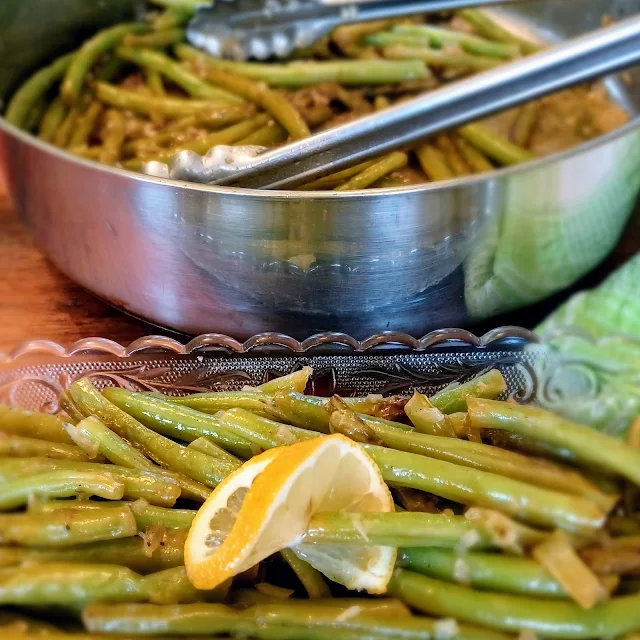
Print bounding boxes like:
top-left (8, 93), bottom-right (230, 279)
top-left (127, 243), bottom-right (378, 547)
top-left (2, 363), bottom-right (640, 639)
top-left (3, 3), bottom-right (631, 190)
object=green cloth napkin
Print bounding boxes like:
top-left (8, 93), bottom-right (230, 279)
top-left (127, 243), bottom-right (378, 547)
top-left (531, 254), bottom-right (640, 438)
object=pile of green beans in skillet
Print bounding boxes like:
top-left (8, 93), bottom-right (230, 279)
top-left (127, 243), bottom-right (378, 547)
top-left (3, 0), bottom-right (630, 190)
top-left (3, 365), bottom-right (640, 639)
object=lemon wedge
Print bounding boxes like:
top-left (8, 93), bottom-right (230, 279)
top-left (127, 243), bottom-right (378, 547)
top-left (185, 434), bottom-right (395, 594)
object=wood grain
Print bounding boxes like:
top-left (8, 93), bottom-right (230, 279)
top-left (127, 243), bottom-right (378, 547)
top-left (0, 186), bottom-right (637, 355)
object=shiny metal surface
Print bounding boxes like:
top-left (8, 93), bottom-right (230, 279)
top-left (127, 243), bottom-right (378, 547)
top-left (188, 0), bottom-right (524, 61)
top-left (1, 0), bottom-right (640, 340)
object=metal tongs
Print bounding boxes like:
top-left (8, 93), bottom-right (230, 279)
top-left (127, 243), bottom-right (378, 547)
top-left (145, 12), bottom-right (640, 189)
top-left (188, 0), bottom-right (528, 61)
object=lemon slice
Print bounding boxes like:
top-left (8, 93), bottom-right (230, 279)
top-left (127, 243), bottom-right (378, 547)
top-left (185, 434), bottom-right (395, 594)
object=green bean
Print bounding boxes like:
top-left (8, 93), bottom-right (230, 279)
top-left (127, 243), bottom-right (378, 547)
top-left (61, 24), bottom-right (146, 104)
top-left (186, 60), bottom-right (310, 139)
top-left (335, 152), bottom-right (408, 191)
top-left (142, 566), bottom-right (227, 605)
top-left (116, 47), bottom-right (242, 103)
top-left (0, 505), bottom-right (137, 547)
top-left (52, 105), bottom-right (80, 147)
top-left (5, 53), bottom-right (74, 128)
top-left (152, 6), bottom-right (193, 30)
top-left (295, 160), bottom-right (378, 190)
top-left (459, 9), bottom-right (540, 54)
top-left (458, 123), bottom-right (536, 166)
top-left (430, 370), bottom-right (507, 413)
top-left (4, 529), bottom-right (186, 574)
top-left (160, 390), bottom-right (275, 418)
top-left (123, 28), bottom-right (185, 48)
top-left (0, 404), bottom-right (74, 444)
top-left (69, 101), bottom-right (103, 148)
top-left (511, 101), bottom-right (540, 147)
top-left (258, 367), bottom-right (312, 394)
top-left (0, 458), bottom-right (181, 507)
top-left (98, 109), bottom-right (127, 164)
top-left (435, 134), bottom-right (470, 176)
top-left (404, 392), bottom-right (456, 437)
top-left (70, 380), bottom-right (231, 488)
top-left (216, 408), bottom-right (315, 450)
top-left (95, 82), bottom-right (244, 118)
top-left (0, 562), bottom-right (147, 607)
top-left (454, 134), bottom-right (494, 173)
top-left (392, 24), bottom-right (520, 58)
top-left (33, 498), bottom-right (196, 530)
top-left (38, 97), bottom-right (68, 142)
top-left (389, 568), bottom-right (640, 638)
top-left (365, 445), bottom-right (606, 534)
top-left (176, 44), bottom-right (427, 86)
top-left (94, 56), bottom-right (127, 82)
top-left (280, 548), bottom-right (332, 598)
top-left (0, 433), bottom-right (92, 461)
top-left (60, 390), bottom-right (86, 424)
top-left (82, 601), bottom-right (509, 640)
top-left (468, 398), bottom-right (640, 486)
top-left (124, 114), bottom-right (270, 169)
top-left (381, 43), bottom-right (502, 71)
top-left (302, 511), bottom-right (543, 550)
top-left (336, 412), bottom-right (612, 508)
top-left (101, 387), bottom-right (255, 458)
top-left (416, 144), bottom-right (454, 181)
top-left (187, 437), bottom-right (242, 468)
top-left (399, 547), bottom-right (567, 597)
top-left (0, 470), bottom-right (124, 510)
top-left (237, 120), bottom-right (288, 146)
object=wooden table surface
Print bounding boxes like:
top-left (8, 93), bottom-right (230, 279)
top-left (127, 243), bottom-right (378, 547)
top-left (0, 185), bottom-right (638, 355)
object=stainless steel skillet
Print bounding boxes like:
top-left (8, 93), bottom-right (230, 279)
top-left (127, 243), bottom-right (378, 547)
top-left (0, 0), bottom-right (639, 340)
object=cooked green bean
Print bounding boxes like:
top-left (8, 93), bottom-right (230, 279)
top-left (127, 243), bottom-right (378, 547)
top-left (0, 470), bottom-right (124, 510)
top-left (0, 433), bottom-right (92, 461)
top-left (123, 28), bottom-right (185, 48)
top-left (33, 499), bottom-right (196, 530)
top-left (101, 387), bottom-right (255, 458)
top-left (392, 24), bottom-right (520, 58)
top-left (116, 47), bottom-right (242, 102)
top-left (70, 380), bottom-right (231, 488)
top-left (279, 548), bottom-right (332, 598)
top-left (335, 152), bottom-right (408, 191)
top-left (0, 505), bottom-right (137, 547)
top-left (5, 53), bottom-right (74, 128)
top-left (82, 601), bottom-right (510, 640)
top-left (0, 562), bottom-right (147, 607)
top-left (237, 120), bottom-right (288, 146)
top-left (257, 368), bottom-right (313, 394)
top-left (142, 566), bottom-right (223, 605)
top-left (2, 529), bottom-right (186, 573)
top-left (0, 458), bottom-right (182, 507)
top-left (430, 370), bottom-right (508, 413)
top-left (381, 42), bottom-right (502, 71)
top-left (95, 82), bottom-right (247, 118)
top-left (301, 511), bottom-right (543, 550)
top-left (61, 23), bottom-right (146, 104)
top-left (52, 105), bottom-right (80, 147)
top-left (454, 134), bottom-right (494, 173)
top-left (459, 9), bottom-right (540, 54)
top-left (389, 568), bottom-right (640, 638)
top-left (399, 547), bottom-right (568, 597)
top-left (185, 62), bottom-right (310, 139)
top-left (333, 410), bottom-right (612, 508)
top-left (38, 97), bottom-right (69, 142)
top-left (69, 101), bottom-right (103, 148)
top-left (296, 160), bottom-right (378, 190)
top-left (365, 445), bottom-right (606, 534)
top-left (435, 135), bottom-right (470, 176)
top-left (176, 44), bottom-right (428, 86)
top-left (511, 101), bottom-right (540, 147)
top-left (458, 123), bottom-right (536, 165)
top-left (124, 114), bottom-right (269, 169)
top-left (186, 437), bottom-right (242, 468)
top-left (159, 390), bottom-right (275, 418)
top-left (98, 109), bottom-right (126, 164)
top-left (416, 144), bottom-right (454, 181)
top-left (0, 404), bottom-right (74, 444)
top-left (467, 398), bottom-right (640, 486)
